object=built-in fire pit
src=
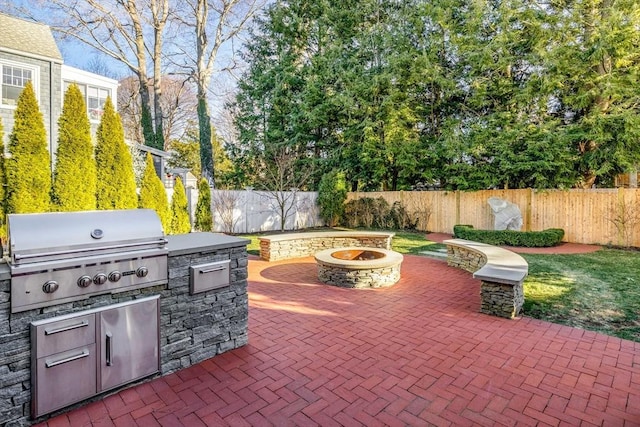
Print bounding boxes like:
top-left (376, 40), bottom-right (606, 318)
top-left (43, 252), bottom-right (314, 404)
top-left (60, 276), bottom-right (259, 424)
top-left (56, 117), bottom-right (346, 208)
top-left (315, 247), bottom-right (403, 289)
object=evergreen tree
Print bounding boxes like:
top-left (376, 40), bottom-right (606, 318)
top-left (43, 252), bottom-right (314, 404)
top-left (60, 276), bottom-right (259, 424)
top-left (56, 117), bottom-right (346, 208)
top-left (52, 84), bottom-right (97, 211)
top-left (212, 128), bottom-right (235, 189)
top-left (169, 176), bottom-right (191, 234)
top-left (540, 0), bottom-right (640, 187)
top-left (317, 170), bottom-right (347, 227)
top-left (95, 97), bottom-right (138, 209)
top-left (194, 178), bottom-right (212, 232)
top-left (0, 119), bottom-right (6, 242)
top-left (139, 152), bottom-right (170, 232)
top-left (6, 81), bottom-right (51, 214)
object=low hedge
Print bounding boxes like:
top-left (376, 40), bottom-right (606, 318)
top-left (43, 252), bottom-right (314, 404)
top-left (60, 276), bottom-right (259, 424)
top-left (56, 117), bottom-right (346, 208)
top-left (453, 225), bottom-right (564, 247)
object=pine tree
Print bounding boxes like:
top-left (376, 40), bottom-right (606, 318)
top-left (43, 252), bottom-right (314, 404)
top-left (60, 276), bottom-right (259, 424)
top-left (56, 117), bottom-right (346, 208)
top-left (194, 178), bottom-right (212, 232)
top-left (6, 81), bottom-right (51, 214)
top-left (95, 97), bottom-right (137, 210)
top-left (139, 152), bottom-right (170, 232)
top-left (169, 176), bottom-right (191, 234)
top-left (52, 84), bottom-right (97, 211)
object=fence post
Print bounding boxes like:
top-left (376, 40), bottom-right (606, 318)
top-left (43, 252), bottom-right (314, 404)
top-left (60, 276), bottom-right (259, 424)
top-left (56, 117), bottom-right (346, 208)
top-left (455, 191), bottom-right (461, 226)
top-left (525, 189), bottom-right (533, 232)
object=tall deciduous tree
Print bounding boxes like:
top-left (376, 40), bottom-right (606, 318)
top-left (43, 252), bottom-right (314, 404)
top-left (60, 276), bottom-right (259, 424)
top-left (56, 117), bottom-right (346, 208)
top-left (34, 0), bottom-right (170, 150)
top-left (139, 152), bottom-right (170, 232)
top-left (52, 84), bottom-right (97, 211)
top-left (5, 81), bottom-right (51, 214)
top-left (95, 97), bottom-right (138, 209)
top-left (118, 75), bottom-right (198, 147)
top-left (177, 0), bottom-right (262, 185)
top-left (169, 176), bottom-right (191, 234)
top-left (194, 178), bottom-right (212, 231)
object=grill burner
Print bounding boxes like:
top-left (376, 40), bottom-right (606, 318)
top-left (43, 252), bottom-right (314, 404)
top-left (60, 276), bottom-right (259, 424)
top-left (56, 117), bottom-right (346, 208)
top-left (8, 209), bottom-right (168, 313)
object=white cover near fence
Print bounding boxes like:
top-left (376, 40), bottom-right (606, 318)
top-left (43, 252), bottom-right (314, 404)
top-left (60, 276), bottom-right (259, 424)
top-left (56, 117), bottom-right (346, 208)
top-left (167, 188), bottom-right (323, 234)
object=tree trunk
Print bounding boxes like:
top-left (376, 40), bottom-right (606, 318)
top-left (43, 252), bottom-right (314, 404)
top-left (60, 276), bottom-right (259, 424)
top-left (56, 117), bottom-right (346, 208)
top-left (151, 0), bottom-right (168, 151)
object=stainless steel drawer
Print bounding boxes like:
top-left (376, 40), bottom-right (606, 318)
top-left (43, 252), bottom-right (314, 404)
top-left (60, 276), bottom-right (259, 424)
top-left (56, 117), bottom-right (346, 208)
top-left (32, 314), bottom-right (96, 357)
top-left (33, 344), bottom-right (97, 418)
top-left (190, 260), bottom-right (230, 294)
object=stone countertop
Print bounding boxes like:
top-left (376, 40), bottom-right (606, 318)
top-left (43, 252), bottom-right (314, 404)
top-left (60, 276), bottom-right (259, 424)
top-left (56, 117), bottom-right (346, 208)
top-left (167, 232), bottom-right (250, 257)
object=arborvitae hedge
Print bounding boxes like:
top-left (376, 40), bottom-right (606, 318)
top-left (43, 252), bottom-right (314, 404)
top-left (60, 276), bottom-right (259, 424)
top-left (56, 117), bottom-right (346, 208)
top-left (5, 81), bottom-right (51, 214)
top-left (0, 119), bottom-right (5, 242)
top-left (169, 176), bottom-right (191, 234)
top-left (194, 178), bottom-right (212, 232)
top-left (52, 84), bottom-right (96, 211)
top-left (95, 97), bottom-right (137, 210)
top-left (139, 152), bottom-right (170, 232)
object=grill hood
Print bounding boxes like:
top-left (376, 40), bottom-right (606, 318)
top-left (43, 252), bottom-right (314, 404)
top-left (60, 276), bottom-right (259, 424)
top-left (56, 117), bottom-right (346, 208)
top-left (8, 209), bottom-right (167, 266)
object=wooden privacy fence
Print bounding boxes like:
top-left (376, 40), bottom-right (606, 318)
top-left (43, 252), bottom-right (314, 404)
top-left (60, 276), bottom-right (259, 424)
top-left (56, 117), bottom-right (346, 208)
top-left (347, 188), bottom-right (640, 247)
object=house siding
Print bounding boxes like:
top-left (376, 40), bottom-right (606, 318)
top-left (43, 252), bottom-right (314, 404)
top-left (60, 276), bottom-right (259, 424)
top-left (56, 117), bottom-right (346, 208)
top-left (0, 51), bottom-right (62, 159)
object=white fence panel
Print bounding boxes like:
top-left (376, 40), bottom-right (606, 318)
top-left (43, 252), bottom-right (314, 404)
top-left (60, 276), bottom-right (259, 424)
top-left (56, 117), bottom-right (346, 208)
top-left (176, 188), bottom-right (323, 234)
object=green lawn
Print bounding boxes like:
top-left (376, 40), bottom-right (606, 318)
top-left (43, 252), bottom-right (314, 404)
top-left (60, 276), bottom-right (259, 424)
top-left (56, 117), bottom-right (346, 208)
top-left (521, 250), bottom-right (640, 342)
top-left (238, 229), bottom-right (640, 342)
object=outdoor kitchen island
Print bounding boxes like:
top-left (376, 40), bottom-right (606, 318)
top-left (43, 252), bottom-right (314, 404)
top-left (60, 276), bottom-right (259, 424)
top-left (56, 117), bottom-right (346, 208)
top-left (0, 229), bottom-right (249, 426)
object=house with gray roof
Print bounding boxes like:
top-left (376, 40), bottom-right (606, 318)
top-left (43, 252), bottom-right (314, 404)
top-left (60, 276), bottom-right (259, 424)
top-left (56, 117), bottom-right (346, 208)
top-left (0, 13), bottom-right (118, 164)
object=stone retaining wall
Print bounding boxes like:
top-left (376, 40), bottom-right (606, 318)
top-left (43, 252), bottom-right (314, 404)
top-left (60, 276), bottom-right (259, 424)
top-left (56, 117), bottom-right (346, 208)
top-left (260, 232), bottom-right (393, 261)
top-left (0, 233), bottom-right (248, 426)
top-left (445, 243), bottom-right (524, 319)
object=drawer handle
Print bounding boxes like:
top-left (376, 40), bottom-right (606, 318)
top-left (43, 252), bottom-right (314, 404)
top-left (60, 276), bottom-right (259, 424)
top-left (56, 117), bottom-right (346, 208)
top-left (45, 350), bottom-right (90, 368)
top-left (200, 267), bottom-right (226, 274)
top-left (44, 320), bottom-right (89, 335)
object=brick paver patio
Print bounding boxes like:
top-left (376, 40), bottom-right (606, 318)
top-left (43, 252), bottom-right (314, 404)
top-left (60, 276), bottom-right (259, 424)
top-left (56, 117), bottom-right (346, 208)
top-left (38, 254), bottom-right (640, 426)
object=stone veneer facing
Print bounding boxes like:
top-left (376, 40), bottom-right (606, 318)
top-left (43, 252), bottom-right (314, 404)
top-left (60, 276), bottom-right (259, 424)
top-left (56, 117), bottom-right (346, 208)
top-left (259, 232), bottom-right (394, 261)
top-left (0, 232), bottom-right (249, 427)
top-left (446, 245), bottom-right (524, 319)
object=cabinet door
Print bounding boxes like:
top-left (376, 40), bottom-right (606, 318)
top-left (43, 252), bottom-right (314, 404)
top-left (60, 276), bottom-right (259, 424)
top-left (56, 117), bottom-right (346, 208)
top-left (98, 297), bottom-right (160, 392)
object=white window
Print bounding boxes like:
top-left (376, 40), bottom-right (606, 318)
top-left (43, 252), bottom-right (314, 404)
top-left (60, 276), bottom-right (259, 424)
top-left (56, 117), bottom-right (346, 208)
top-left (1, 63), bottom-right (35, 107)
top-left (63, 81), bottom-right (110, 121)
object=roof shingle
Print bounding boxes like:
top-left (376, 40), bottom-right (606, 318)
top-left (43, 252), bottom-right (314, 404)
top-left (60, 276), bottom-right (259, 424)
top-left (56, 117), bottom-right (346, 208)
top-left (0, 13), bottom-right (62, 62)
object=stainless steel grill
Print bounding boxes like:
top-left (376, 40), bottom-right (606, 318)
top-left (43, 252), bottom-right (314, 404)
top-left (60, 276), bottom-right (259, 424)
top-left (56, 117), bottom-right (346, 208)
top-left (8, 209), bottom-right (168, 313)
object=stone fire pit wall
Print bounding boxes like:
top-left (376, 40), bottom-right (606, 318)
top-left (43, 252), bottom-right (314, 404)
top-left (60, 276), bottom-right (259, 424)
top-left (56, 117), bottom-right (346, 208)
top-left (315, 247), bottom-right (403, 289)
top-left (0, 232), bottom-right (249, 426)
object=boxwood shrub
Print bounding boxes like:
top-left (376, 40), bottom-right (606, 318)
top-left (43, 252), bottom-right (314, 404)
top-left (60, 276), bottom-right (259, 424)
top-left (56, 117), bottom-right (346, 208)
top-left (453, 225), bottom-right (564, 247)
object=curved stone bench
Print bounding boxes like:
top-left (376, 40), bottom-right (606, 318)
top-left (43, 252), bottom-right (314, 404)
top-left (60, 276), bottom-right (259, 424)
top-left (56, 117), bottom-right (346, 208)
top-left (443, 238), bottom-right (528, 319)
top-left (259, 231), bottom-right (394, 261)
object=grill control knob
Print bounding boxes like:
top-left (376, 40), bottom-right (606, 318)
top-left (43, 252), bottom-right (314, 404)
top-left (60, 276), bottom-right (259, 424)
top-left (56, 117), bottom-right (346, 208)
top-left (135, 267), bottom-right (149, 278)
top-left (93, 273), bottom-right (108, 285)
top-left (108, 271), bottom-right (121, 282)
top-left (77, 275), bottom-right (92, 288)
top-left (42, 281), bottom-right (59, 294)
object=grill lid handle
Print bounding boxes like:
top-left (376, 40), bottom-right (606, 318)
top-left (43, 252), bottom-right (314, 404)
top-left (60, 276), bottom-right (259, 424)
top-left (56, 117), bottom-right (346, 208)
top-left (13, 239), bottom-right (168, 261)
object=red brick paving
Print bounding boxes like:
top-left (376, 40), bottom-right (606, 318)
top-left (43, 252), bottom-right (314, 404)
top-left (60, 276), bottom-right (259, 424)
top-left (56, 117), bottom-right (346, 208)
top-left (36, 255), bottom-right (639, 426)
